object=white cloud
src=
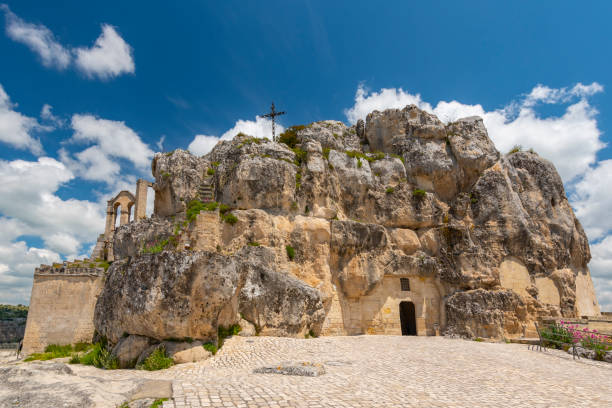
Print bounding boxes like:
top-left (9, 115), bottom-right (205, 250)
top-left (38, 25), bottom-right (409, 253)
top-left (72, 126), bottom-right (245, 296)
top-left (40, 103), bottom-right (64, 127)
top-left (0, 240), bottom-right (60, 304)
top-left (156, 135), bottom-right (165, 152)
top-left (571, 160), bottom-right (612, 241)
top-left (344, 86), bottom-right (432, 124)
top-left (2, 7), bottom-right (134, 80)
top-left (188, 135), bottom-right (220, 156)
top-left (345, 83), bottom-right (604, 182)
top-left (1, 4), bottom-right (70, 69)
top-left (590, 237), bottom-right (612, 311)
top-left (0, 83), bottom-right (45, 154)
top-left (188, 116), bottom-right (284, 156)
top-left (70, 114), bottom-right (153, 169)
top-left (74, 24), bottom-right (135, 80)
top-left (0, 158), bottom-right (104, 246)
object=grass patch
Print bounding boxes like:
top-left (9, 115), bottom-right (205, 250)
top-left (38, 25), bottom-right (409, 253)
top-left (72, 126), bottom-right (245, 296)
top-left (473, 337), bottom-right (484, 342)
top-left (345, 150), bottom-right (385, 164)
top-left (248, 241), bottom-right (260, 246)
top-left (70, 342), bottom-right (119, 369)
top-left (218, 324), bottom-right (241, 348)
top-left (304, 329), bottom-right (318, 339)
top-left (151, 399), bottom-right (169, 408)
top-left (137, 346), bottom-right (173, 371)
top-left (322, 147), bottom-right (331, 159)
top-left (295, 170), bottom-right (302, 189)
top-left (286, 245), bottom-right (295, 260)
top-left (412, 189), bottom-right (426, 199)
top-left (203, 342), bottom-right (218, 355)
top-left (236, 135), bottom-right (263, 148)
top-left (508, 144), bottom-right (522, 155)
top-left (25, 344), bottom-right (74, 361)
top-left (207, 167), bottom-right (215, 175)
top-left (142, 239), bottom-right (169, 254)
top-left (161, 172), bottom-right (171, 179)
top-left (219, 203), bottom-right (230, 214)
top-left (385, 187), bottom-right (394, 194)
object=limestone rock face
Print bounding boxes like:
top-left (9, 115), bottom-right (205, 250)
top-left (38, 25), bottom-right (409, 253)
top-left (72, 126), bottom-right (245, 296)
top-left (94, 104), bottom-right (600, 345)
top-left (94, 247), bottom-right (324, 344)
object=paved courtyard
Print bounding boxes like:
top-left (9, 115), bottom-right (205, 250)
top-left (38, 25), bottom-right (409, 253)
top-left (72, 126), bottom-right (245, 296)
top-left (3, 336), bottom-right (612, 407)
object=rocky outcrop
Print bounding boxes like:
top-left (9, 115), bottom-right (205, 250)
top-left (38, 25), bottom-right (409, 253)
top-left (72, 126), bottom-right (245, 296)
top-left (93, 104), bottom-right (600, 345)
top-left (94, 247), bottom-right (324, 344)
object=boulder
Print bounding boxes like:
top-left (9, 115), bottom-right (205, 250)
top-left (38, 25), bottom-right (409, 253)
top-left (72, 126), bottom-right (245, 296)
top-left (163, 341), bottom-right (211, 364)
top-left (112, 335), bottom-right (153, 368)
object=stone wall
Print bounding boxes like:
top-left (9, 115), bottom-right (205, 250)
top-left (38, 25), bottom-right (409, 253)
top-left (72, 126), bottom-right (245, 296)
top-left (321, 276), bottom-right (444, 336)
top-left (22, 266), bottom-right (104, 355)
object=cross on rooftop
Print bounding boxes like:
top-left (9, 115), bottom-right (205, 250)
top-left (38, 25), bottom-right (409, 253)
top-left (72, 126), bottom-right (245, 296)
top-left (261, 102), bottom-right (286, 142)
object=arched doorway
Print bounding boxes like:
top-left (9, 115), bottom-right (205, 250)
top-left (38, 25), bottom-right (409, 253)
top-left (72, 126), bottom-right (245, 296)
top-left (399, 301), bottom-right (417, 335)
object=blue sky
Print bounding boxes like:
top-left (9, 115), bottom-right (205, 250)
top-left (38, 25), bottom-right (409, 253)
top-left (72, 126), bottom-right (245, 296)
top-left (1, 1), bottom-right (612, 308)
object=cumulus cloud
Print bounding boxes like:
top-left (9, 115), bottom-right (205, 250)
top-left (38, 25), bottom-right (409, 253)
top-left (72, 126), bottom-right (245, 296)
top-left (0, 240), bottom-right (60, 304)
top-left (589, 237), bottom-right (612, 311)
top-left (2, 7), bottom-right (134, 80)
top-left (0, 84), bottom-right (45, 154)
top-left (189, 134), bottom-right (220, 156)
top-left (74, 24), bottom-right (135, 80)
top-left (1, 4), bottom-right (70, 69)
top-left (0, 158), bottom-right (104, 243)
top-left (571, 160), bottom-right (612, 241)
top-left (345, 83), bottom-right (604, 182)
top-left (69, 114), bottom-right (153, 169)
top-left (188, 116), bottom-right (283, 156)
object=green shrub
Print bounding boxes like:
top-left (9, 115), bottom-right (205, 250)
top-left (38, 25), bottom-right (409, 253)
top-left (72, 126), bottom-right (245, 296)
top-left (474, 337), bottom-right (484, 342)
top-left (292, 147), bottom-right (307, 166)
top-left (211, 161), bottom-right (220, 167)
top-left (345, 150), bottom-right (385, 163)
top-left (412, 189), bottom-right (426, 199)
top-left (142, 239), bottom-right (169, 254)
top-left (161, 172), bottom-right (171, 179)
top-left (96, 261), bottom-right (111, 271)
top-left (219, 203), bottom-right (230, 214)
top-left (508, 145), bottom-right (522, 154)
top-left (93, 347), bottom-right (119, 370)
top-left (151, 399), bottom-right (169, 408)
top-left (218, 324), bottom-right (241, 348)
top-left (322, 147), bottom-right (331, 159)
top-left (186, 200), bottom-right (218, 222)
top-left (385, 187), bottom-right (394, 194)
top-left (203, 342), bottom-right (218, 355)
top-left (248, 241), bottom-right (260, 246)
top-left (278, 125), bottom-right (306, 148)
top-left (286, 245), bottom-right (295, 260)
top-left (137, 347), bottom-right (173, 371)
top-left (207, 168), bottom-right (215, 175)
top-left (221, 212), bottom-right (238, 225)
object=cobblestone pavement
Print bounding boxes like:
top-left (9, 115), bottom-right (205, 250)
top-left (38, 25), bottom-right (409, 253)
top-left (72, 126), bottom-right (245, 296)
top-left (160, 335), bottom-right (612, 408)
top-left (6, 336), bottom-right (612, 407)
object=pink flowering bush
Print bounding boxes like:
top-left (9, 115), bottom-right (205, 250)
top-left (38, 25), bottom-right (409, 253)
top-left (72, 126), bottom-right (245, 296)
top-left (558, 320), bottom-right (611, 360)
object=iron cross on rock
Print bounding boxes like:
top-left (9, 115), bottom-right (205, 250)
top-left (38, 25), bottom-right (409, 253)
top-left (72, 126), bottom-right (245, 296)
top-left (261, 102), bottom-right (286, 142)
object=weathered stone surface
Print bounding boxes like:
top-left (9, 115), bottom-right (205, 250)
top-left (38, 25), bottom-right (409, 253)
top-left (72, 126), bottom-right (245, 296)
top-left (112, 335), bottom-right (153, 368)
top-left (164, 341), bottom-right (211, 364)
top-left (95, 246), bottom-right (325, 343)
top-left (253, 362), bottom-right (326, 377)
top-left (87, 104), bottom-right (600, 345)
